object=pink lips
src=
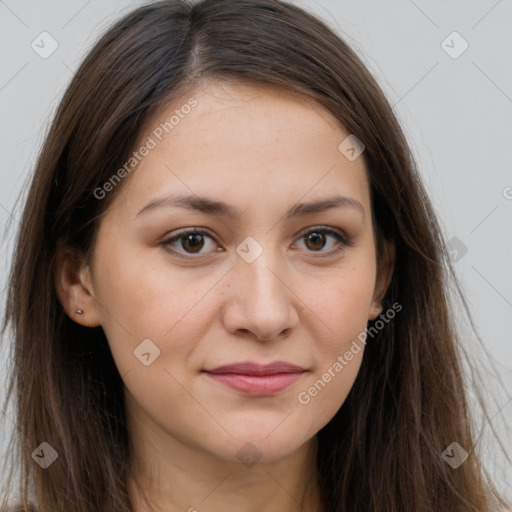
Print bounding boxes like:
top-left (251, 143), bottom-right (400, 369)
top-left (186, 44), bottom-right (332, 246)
top-left (203, 361), bottom-right (306, 396)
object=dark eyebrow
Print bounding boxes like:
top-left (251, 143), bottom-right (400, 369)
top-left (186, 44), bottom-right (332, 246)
top-left (136, 194), bottom-right (365, 220)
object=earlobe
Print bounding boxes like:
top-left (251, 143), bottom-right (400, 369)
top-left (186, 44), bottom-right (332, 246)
top-left (54, 248), bottom-right (102, 327)
top-left (369, 302), bottom-right (383, 321)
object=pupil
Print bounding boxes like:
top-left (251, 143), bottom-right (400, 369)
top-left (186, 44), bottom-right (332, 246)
top-left (183, 234), bottom-right (204, 253)
top-left (306, 232), bottom-right (325, 251)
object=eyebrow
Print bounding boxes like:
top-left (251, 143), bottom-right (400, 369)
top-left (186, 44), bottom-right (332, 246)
top-left (136, 193), bottom-right (365, 220)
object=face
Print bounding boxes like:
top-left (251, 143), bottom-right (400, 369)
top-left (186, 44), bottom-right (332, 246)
top-left (62, 81), bottom-right (390, 465)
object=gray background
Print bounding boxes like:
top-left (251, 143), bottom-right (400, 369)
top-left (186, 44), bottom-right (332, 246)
top-left (0, 0), bottom-right (511, 500)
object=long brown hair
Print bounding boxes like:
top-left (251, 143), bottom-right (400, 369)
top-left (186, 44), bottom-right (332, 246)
top-left (1, 0), bottom-right (510, 510)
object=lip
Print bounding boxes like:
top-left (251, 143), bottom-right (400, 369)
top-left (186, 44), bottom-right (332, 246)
top-left (205, 361), bottom-right (305, 375)
top-left (203, 361), bottom-right (306, 396)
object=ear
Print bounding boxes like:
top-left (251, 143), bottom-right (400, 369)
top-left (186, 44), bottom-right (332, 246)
top-left (369, 238), bottom-right (395, 321)
top-left (54, 247), bottom-right (102, 327)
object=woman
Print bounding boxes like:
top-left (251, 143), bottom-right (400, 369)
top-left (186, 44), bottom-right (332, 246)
top-left (1, 0), bottom-right (510, 510)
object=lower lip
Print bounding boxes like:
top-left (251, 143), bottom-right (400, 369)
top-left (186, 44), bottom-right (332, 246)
top-left (203, 372), bottom-right (304, 396)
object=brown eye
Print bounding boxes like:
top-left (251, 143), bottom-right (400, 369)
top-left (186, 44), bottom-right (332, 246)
top-left (181, 233), bottom-right (205, 253)
top-left (304, 231), bottom-right (327, 251)
top-left (294, 227), bottom-right (351, 256)
top-left (161, 229), bottom-right (219, 258)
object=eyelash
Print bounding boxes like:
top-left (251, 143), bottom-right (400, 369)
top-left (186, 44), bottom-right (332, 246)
top-left (160, 226), bottom-right (353, 260)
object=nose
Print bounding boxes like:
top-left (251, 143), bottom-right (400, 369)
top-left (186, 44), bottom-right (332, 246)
top-left (221, 249), bottom-right (300, 341)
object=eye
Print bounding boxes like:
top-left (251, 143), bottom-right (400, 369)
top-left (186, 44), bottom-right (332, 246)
top-left (161, 229), bottom-right (220, 259)
top-left (161, 226), bottom-right (352, 260)
top-left (293, 227), bottom-right (351, 256)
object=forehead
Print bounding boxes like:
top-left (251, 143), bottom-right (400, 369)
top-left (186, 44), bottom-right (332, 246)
top-left (109, 81), bottom-right (370, 218)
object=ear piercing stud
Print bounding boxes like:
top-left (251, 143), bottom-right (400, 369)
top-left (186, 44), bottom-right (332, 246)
top-left (76, 309), bottom-right (84, 315)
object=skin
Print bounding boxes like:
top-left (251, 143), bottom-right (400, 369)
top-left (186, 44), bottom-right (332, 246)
top-left (55, 80), bottom-right (394, 512)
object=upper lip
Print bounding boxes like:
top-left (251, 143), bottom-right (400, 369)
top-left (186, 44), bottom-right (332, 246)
top-left (204, 361), bottom-right (306, 375)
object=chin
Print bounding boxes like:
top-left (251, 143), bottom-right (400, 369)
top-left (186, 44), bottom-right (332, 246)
top-left (209, 427), bottom-right (313, 466)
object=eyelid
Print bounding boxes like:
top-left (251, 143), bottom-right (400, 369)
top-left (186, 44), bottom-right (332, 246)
top-left (160, 228), bottom-right (220, 260)
top-left (295, 225), bottom-right (353, 247)
top-left (160, 225), bottom-right (353, 259)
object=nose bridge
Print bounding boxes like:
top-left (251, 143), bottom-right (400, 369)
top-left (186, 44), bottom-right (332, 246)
top-left (222, 239), bottom-right (298, 340)
top-left (241, 250), bottom-right (286, 304)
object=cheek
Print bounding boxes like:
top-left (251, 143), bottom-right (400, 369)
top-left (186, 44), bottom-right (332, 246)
top-left (91, 245), bottom-right (217, 375)
top-left (301, 259), bottom-right (376, 354)
top-left (294, 298), bottom-right (367, 434)
top-left (292, 262), bottom-right (375, 425)
top-left (296, 347), bottom-right (363, 437)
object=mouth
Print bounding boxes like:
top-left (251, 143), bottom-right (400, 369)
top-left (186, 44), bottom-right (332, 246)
top-left (202, 361), bottom-right (307, 396)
